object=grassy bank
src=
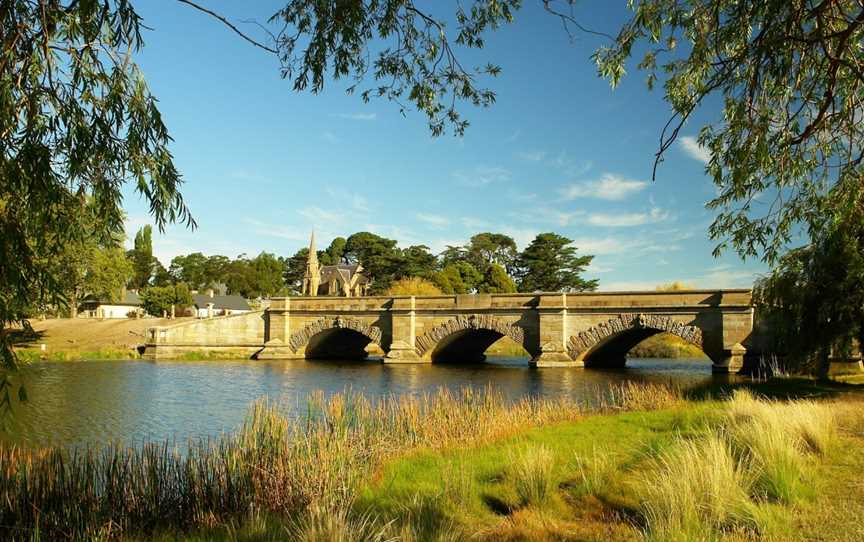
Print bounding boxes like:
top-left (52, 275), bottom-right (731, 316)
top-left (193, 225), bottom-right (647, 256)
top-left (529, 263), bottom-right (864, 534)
top-left (0, 380), bottom-right (862, 540)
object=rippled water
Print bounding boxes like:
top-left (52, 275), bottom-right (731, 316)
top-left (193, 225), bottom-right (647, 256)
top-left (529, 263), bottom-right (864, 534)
top-left (0, 357), bottom-right (731, 448)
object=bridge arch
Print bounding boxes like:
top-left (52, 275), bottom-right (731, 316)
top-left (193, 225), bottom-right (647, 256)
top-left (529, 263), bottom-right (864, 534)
top-left (289, 316), bottom-right (382, 360)
top-left (568, 313), bottom-right (709, 368)
top-left (415, 314), bottom-right (529, 363)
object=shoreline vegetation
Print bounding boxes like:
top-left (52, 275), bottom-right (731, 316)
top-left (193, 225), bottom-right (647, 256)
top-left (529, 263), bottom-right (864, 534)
top-left (9, 319), bottom-right (706, 362)
top-left (0, 380), bottom-right (862, 540)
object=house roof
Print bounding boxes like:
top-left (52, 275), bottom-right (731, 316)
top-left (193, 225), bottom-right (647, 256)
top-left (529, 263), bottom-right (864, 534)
top-left (192, 294), bottom-right (251, 311)
top-left (82, 291), bottom-right (141, 306)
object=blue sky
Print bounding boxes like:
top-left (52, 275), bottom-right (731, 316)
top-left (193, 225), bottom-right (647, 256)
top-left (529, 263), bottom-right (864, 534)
top-left (122, 1), bottom-right (766, 290)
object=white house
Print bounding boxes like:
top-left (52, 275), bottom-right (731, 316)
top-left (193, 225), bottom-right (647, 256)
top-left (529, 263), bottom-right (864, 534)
top-left (79, 291), bottom-right (144, 319)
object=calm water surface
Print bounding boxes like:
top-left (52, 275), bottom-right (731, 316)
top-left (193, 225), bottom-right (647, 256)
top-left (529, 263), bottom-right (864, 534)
top-left (1, 357), bottom-right (733, 448)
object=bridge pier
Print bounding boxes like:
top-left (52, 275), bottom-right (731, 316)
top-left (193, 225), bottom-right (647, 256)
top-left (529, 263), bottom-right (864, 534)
top-left (384, 296), bottom-right (427, 363)
top-left (531, 293), bottom-right (581, 367)
top-left (258, 298), bottom-right (302, 359)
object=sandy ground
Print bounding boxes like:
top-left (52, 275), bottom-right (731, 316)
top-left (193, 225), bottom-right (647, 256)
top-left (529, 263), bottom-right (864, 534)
top-left (14, 317), bottom-right (192, 352)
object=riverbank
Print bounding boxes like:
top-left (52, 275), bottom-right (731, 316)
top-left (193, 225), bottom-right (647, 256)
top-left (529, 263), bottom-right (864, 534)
top-left (1, 378), bottom-right (862, 540)
top-left (8, 317), bottom-right (180, 360)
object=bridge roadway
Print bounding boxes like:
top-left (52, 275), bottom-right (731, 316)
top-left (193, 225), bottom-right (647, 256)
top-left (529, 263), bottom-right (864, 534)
top-left (143, 289), bottom-right (766, 373)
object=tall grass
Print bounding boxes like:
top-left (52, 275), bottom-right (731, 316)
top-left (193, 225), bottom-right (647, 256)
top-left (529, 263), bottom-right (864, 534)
top-left (509, 445), bottom-right (556, 507)
top-left (637, 389), bottom-right (838, 540)
top-left (638, 434), bottom-right (757, 541)
top-left (0, 383), bottom-right (677, 540)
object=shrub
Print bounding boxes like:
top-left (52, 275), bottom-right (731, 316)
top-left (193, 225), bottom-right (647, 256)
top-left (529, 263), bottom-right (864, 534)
top-left (385, 277), bottom-right (443, 296)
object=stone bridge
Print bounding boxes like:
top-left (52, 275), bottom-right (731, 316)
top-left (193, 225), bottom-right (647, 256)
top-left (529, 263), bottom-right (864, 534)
top-left (143, 289), bottom-right (764, 373)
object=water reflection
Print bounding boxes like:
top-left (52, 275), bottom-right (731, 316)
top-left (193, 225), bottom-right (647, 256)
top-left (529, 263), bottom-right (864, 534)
top-left (1, 357), bottom-right (729, 448)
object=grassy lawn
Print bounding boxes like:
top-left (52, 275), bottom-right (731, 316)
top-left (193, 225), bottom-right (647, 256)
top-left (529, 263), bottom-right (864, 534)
top-left (357, 392), bottom-right (864, 541)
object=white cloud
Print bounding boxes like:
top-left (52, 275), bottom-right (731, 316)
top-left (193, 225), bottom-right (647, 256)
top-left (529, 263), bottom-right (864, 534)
top-left (695, 269), bottom-right (759, 288)
top-left (587, 207), bottom-right (670, 228)
top-left (335, 112), bottom-right (377, 121)
top-left (416, 213), bottom-right (450, 228)
top-left (561, 173), bottom-right (647, 201)
top-left (322, 131), bottom-right (339, 143)
top-left (453, 166), bottom-right (512, 187)
top-left (679, 136), bottom-right (711, 164)
top-left (569, 237), bottom-right (629, 255)
top-left (516, 150), bottom-right (547, 162)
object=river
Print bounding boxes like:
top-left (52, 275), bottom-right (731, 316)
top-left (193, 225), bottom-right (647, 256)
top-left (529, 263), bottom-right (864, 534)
top-left (0, 357), bottom-right (733, 448)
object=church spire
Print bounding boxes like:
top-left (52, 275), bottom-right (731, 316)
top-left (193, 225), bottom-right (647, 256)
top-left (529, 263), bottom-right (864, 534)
top-left (303, 231), bottom-right (320, 296)
top-left (308, 230), bottom-right (318, 266)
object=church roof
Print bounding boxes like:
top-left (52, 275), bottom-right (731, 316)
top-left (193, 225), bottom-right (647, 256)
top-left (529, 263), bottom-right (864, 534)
top-left (320, 264), bottom-right (370, 284)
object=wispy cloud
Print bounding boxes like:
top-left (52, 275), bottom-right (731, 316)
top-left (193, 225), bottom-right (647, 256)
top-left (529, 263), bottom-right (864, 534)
top-left (325, 186), bottom-right (371, 213)
top-left (416, 213), bottom-right (450, 229)
top-left (505, 130), bottom-right (521, 143)
top-left (299, 206), bottom-right (342, 223)
top-left (516, 150), bottom-right (547, 162)
top-left (679, 136), bottom-right (711, 164)
top-left (587, 207), bottom-right (670, 227)
top-left (335, 112), bottom-right (377, 121)
top-left (453, 166), bottom-right (512, 187)
top-left (461, 217), bottom-right (491, 229)
top-left (244, 218), bottom-right (306, 241)
top-left (322, 131), bottom-right (339, 143)
top-left (561, 173), bottom-right (647, 201)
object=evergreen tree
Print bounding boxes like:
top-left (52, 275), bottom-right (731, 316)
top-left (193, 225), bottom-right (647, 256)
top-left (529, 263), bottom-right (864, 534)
top-left (130, 226), bottom-right (154, 290)
top-left (515, 233), bottom-right (597, 293)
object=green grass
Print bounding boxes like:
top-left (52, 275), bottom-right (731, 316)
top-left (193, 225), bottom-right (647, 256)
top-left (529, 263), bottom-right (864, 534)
top-left (13, 347), bottom-right (141, 362)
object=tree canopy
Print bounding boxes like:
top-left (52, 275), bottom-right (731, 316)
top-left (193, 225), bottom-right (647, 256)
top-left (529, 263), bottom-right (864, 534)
top-left (515, 233), bottom-right (597, 293)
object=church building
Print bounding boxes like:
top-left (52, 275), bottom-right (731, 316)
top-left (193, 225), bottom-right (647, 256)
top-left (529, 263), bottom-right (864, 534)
top-left (302, 232), bottom-right (370, 297)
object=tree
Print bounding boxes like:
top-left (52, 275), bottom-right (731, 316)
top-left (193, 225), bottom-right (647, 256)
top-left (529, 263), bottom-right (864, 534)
top-left (321, 237), bottom-right (347, 266)
top-left (385, 277), bottom-right (443, 296)
top-left (140, 283), bottom-right (193, 318)
top-left (515, 233), bottom-right (597, 293)
top-left (401, 245), bottom-right (438, 278)
top-left (86, 247), bottom-right (135, 305)
top-left (467, 233), bottom-right (518, 275)
top-left (479, 263), bottom-right (517, 294)
top-left (754, 210), bottom-right (864, 376)
top-left (431, 262), bottom-right (483, 294)
top-left (169, 253), bottom-right (209, 289)
top-left (1, 2), bottom-right (191, 372)
top-left (284, 248), bottom-right (310, 294)
top-left (129, 226), bottom-right (155, 290)
top-left (592, 2), bottom-right (864, 266)
top-left (344, 232), bottom-right (403, 293)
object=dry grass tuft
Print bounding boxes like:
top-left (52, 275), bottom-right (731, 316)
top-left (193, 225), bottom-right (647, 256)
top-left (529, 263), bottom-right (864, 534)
top-left (509, 445), bottom-right (557, 507)
top-left (637, 434), bottom-right (757, 541)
